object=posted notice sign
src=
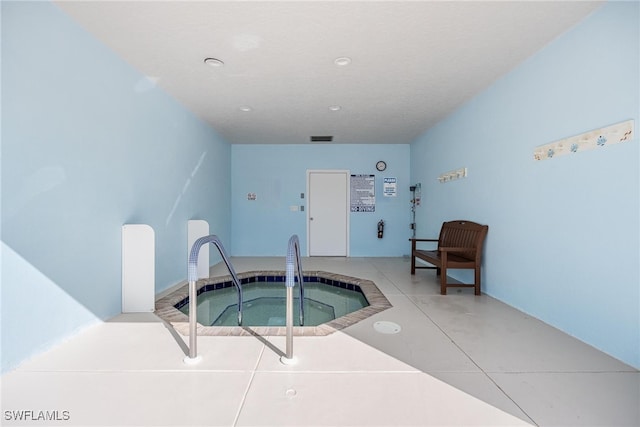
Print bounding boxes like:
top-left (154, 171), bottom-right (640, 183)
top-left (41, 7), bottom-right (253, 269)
top-left (383, 177), bottom-right (397, 197)
top-left (350, 174), bottom-right (375, 212)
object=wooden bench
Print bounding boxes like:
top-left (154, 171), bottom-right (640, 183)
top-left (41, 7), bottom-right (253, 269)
top-left (410, 220), bottom-right (488, 295)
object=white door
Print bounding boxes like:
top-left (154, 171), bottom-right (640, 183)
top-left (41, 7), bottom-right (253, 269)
top-left (307, 170), bottom-right (349, 256)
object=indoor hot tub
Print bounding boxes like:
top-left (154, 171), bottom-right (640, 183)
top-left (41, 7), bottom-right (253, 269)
top-left (155, 271), bottom-right (392, 336)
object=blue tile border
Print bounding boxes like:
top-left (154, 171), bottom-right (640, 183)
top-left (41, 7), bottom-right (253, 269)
top-left (173, 275), bottom-right (367, 311)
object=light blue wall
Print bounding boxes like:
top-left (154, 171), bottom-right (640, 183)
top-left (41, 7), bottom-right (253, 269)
top-left (410, 2), bottom-right (639, 368)
top-left (231, 145), bottom-right (411, 257)
top-left (3, 0), bottom-right (638, 373)
top-left (1, 2), bottom-right (232, 372)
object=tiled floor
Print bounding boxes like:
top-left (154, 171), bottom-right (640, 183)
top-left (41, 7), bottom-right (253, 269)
top-left (2, 257), bottom-right (638, 426)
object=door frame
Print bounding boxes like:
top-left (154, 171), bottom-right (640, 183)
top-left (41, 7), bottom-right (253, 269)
top-left (306, 169), bottom-right (350, 257)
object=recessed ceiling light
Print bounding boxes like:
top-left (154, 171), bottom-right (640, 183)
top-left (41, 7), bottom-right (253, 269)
top-left (204, 57), bottom-right (224, 67)
top-left (334, 57), bottom-right (351, 66)
top-left (239, 106), bottom-right (252, 112)
top-left (328, 105), bottom-right (342, 111)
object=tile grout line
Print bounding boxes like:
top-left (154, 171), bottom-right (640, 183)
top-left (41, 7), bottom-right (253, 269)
top-left (483, 369), bottom-right (639, 374)
top-left (401, 286), bottom-right (539, 426)
top-left (481, 373), bottom-right (539, 426)
top-left (233, 341), bottom-right (266, 427)
top-left (246, 370), bottom-right (422, 375)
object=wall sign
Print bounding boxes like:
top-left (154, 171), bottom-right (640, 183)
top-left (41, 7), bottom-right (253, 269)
top-left (350, 174), bottom-right (375, 212)
top-left (383, 177), bottom-right (397, 197)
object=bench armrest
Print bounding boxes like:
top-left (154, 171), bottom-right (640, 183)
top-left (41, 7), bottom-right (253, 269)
top-left (410, 238), bottom-right (438, 252)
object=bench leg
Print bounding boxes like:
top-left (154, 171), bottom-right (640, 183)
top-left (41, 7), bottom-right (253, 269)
top-left (410, 256), bottom-right (416, 274)
top-left (440, 266), bottom-right (447, 295)
top-left (475, 268), bottom-right (481, 296)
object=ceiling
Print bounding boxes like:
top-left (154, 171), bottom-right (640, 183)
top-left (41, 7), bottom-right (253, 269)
top-left (55, 1), bottom-right (603, 145)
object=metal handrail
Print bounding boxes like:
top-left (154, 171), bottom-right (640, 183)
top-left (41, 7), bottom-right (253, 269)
top-left (185, 235), bottom-right (242, 362)
top-left (283, 234), bottom-right (304, 363)
top-left (286, 234), bottom-right (305, 326)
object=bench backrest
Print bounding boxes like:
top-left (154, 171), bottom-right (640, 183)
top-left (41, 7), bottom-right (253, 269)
top-left (437, 220), bottom-right (489, 262)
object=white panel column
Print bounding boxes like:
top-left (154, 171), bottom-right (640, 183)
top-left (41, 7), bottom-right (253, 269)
top-left (188, 220), bottom-right (210, 279)
top-left (122, 224), bottom-right (155, 312)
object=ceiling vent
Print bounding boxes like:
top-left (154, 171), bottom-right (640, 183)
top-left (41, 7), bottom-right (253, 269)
top-left (310, 136), bottom-right (333, 142)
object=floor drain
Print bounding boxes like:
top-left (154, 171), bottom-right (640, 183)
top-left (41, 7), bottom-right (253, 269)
top-left (285, 388), bottom-right (297, 398)
top-left (373, 321), bottom-right (401, 334)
